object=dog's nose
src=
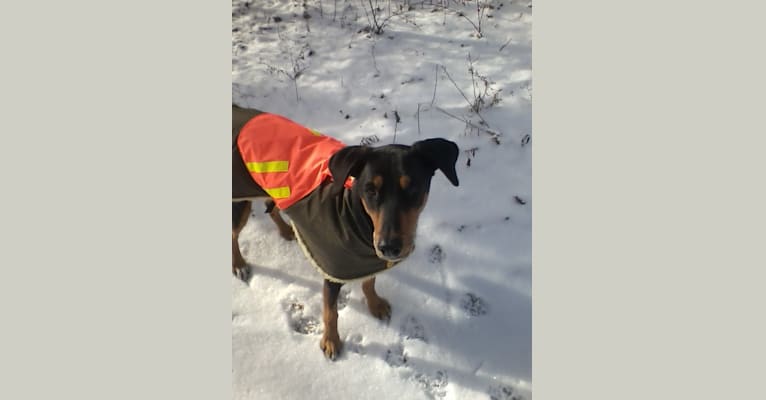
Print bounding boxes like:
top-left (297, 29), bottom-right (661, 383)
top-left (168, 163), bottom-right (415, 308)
top-left (377, 238), bottom-right (403, 259)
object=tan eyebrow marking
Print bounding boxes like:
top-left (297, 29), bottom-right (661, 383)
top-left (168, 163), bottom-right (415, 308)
top-left (372, 175), bottom-right (383, 189)
top-left (399, 175), bottom-right (411, 190)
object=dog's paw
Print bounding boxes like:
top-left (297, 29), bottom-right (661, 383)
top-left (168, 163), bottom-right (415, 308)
top-left (319, 334), bottom-right (343, 360)
top-left (232, 264), bottom-right (251, 282)
top-left (367, 296), bottom-right (392, 321)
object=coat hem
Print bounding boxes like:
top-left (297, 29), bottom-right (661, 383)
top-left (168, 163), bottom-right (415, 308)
top-left (290, 221), bottom-right (394, 283)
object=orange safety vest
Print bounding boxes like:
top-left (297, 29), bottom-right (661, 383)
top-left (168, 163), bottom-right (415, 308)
top-left (236, 113), bottom-right (347, 209)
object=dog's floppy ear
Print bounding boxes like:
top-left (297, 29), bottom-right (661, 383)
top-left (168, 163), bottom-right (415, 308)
top-left (328, 145), bottom-right (372, 193)
top-left (411, 138), bottom-right (460, 186)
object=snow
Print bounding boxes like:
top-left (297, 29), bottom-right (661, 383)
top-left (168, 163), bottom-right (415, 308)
top-left (233, 1), bottom-right (531, 399)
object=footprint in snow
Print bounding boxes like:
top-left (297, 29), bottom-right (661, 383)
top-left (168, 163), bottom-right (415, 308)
top-left (413, 370), bottom-right (449, 399)
top-left (284, 301), bottom-right (321, 335)
top-left (428, 245), bottom-right (445, 264)
top-left (460, 292), bottom-right (489, 317)
top-left (336, 287), bottom-right (351, 311)
top-left (291, 316), bottom-right (320, 335)
top-left (345, 334), bottom-right (365, 355)
top-left (401, 315), bottom-right (427, 342)
top-left (488, 383), bottom-right (525, 400)
top-left (384, 343), bottom-right (407, 368)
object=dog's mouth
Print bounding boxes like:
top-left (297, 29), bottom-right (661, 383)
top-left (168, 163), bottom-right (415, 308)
top-left (376, 252), bottom-right (404, 263)
top-left (373, 243), bottom-right (414, 263)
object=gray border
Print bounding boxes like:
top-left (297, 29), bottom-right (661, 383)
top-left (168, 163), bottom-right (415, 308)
top-left (534, 1), bottom-right (766, 399)
top-left (4, 0), bottom-right (766, 399)
top-left (1, 2), bottom-right (230, 399)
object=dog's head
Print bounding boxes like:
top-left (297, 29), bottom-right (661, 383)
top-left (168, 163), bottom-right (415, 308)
top-left (329, 138), bottom-right (459, 262)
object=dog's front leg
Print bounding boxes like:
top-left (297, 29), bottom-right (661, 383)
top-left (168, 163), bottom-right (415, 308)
top-left (232, 201), bottom-right (252, 281)
top-left (362, 276), bottom-right (391, 321)
top-left (320, 279), bottom-right (343, 360)
top-left (265, 199), bottom-right (295, 241)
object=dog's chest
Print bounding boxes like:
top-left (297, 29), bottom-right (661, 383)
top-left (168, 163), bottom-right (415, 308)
top-left (285, 187), bottom-right (394, 282)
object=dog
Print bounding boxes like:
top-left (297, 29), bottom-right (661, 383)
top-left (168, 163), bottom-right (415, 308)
top-left (232, 104), bottom-right (459, 359)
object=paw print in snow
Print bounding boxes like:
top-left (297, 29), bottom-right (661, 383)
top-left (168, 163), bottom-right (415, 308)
top-left (291, 316), bottom-right (320, 335)
top-left (488, 383), bottom-right (525, 400)
top-left (414, 370), bottom-right (448, 399)
top-left (428, 245), bottom-right (444, 264)
top-left (285, 301), bottom-right (321, 335)
top-left (384, 343), bottom-right (407, 367)
top-left (401, 315), bottom-right (427, 342)
top-left (345, 333), bottom-right (365, 355)
top-left (460, 293), bottom-right (489, 317)
top-left (336, 287), bottom-right (351, 311)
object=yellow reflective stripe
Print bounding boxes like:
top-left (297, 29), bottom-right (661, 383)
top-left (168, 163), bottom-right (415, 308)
top-left (264, 186), bottom-right (291, 199)
top-left (308, 128), bottom-right (322, 136)
top-left (246, 160), bottom-right (289, 173)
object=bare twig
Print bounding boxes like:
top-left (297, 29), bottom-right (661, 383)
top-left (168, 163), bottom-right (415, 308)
top-left (359, 0), bottom-right (403, 34)
top-left (430, 64), bottom-right (439, 107)
top-left (499, 36), bottom-right (512, 52)
top-left (474, 0), bottom-right (484, 37)
top-left (258, 40), bottom-right (310, 103)
top-left (455, 0), bottom-right (487, 38)
top-left (468, 54), bottom-right (502, 111)
top-left (371, 40), bottom-right (381, 76)
top-left (469, 54), bottom-right (478, 110)
top-left (441, 66), bottom-right (473, 111)
top-left (393, 109), bottom-right (401, 143)
top-left (441, 65), bottom-right (489, 126)
top-left (367, 0), bottom-right (381, 33)
top-left (434, 107), bottom-right (501, 139)
top-left (414, 64), bottom-right (441, 137)
top-left (417, 103), bottom-right (421, 135)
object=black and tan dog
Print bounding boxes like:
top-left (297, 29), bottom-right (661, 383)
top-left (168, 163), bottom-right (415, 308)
top-left (232, 104), bottom-right (459, 359)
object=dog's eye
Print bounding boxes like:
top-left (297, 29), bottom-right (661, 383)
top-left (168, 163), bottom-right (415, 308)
top-left (364, 184), bottom-right (378, 197)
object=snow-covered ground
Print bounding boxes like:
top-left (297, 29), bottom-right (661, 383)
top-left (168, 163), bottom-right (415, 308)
top-left (232, 1), bottom-right (531, 399)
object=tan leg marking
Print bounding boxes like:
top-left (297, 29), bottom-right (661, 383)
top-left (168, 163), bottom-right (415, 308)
top-left (320, 282), bottom-right (342, 360)
top-left (267, 202), bottom-right (295, 241)
top-left (362, 277), bottom-right (391, 321)
top-left (232, 201), bottom-right (252, 276)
